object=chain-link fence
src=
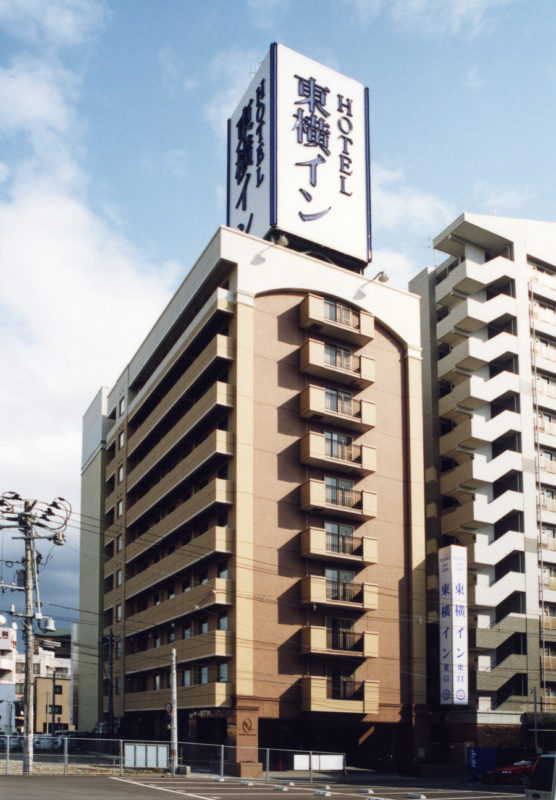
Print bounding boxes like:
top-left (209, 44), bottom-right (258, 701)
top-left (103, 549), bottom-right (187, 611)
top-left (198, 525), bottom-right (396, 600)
top-left (1, 735), bottom-right (347, 780)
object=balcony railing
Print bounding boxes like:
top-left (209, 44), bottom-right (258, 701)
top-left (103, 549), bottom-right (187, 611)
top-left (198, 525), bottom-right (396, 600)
top-left (299, 339), bottom-right (375, 388)
top-left (300, 479), bottom-right (377, 520)
top-left (300, 575), bottom-right (378, 610)
top-left (300, 527), bottom-right (377, 564)
top-left (299, 385), bottom-right (376, 431)
top-left (326, 579), bottom-right (362, 603)
top-left (301, 675), bottom-right (379, 714)
top-left (299, 294), bottom-right (374, 346)
top-left (299, 431), bottom-right (376, 475)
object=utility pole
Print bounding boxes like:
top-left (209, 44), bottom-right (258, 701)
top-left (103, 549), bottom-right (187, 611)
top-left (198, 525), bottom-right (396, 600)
top-left (100, 628), bottom-right (116, 737)
top-left (51, 667), bottom-right (56, 734)
top-left (0, 492), bottom-right (70, 774)
top-left (170, 648), bottom-right (177, 774)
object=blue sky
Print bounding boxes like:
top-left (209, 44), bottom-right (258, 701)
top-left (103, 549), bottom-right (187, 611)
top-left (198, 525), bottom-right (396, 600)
top-left (0, 0), bottom-right (555, 633)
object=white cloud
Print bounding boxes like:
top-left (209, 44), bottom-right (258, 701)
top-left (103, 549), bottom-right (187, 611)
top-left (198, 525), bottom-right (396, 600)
top-left (366, 247), bottom-right (419, 290)
top-left (473, 178), bottom-right (535, 214)
top-left (165, 148), bottom-right (189, 178)
top-left (0, 57), bottom-right (76, 136)
top-left (205, 47), bottom-right (263, 139)
top-left (0, 0), bottom-right (180, 606)
top-left (372, 162), bottom-right (453, 232)
top-left (0, 0), bottom-right (107, 47)
top-left (343, 0), bottom-right (516, 37)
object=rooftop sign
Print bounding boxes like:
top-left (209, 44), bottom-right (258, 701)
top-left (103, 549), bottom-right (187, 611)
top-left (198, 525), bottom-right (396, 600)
top-left (227, 43), bottom-right (371, 267)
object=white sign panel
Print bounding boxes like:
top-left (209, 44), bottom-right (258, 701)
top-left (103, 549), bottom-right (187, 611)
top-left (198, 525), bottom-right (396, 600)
top-left (227, 43), bottom-right (371, 266)
top-left (438, 545), bottom-right (468, 706)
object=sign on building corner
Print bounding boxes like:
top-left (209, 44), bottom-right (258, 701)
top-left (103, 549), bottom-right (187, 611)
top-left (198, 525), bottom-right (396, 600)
top-left (438, 544), bottom-right (468, 706)
top-left (227, 43), bottom-right (372, 267)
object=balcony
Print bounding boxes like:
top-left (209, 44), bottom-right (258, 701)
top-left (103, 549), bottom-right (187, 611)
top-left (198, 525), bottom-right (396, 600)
top-left (300, 575), bottom-right (378, 611)
top-left (300, 527), bottom-right (377, 565)
top-left (435, 256), bottom-right (515, 307)
top-left (125, 478), bottom-right (234, 561)
top-left (300, 479), bottom-right (377, 520)
top-left (124, 577), bottom-right (233, 636)
top-left (124, 681), bottom-right (232, 712)
top-left (301, 676), bottom-right (379, 714)
top-left (126, 630), bottom-right (233, 674)
top-left (437, 332), bottom-right (518, 384)
top-left (437, 294), bottom-right (516, 346)
top-left (439, 410), bottom-right (521, 457)
top-left (543, 655), bottom-right (556, 671)
top-left (126, 430), bottom-right (234, 527)
top-left (128, 334), bottom-right (235, 456)
top-left (441, 490), bottom-right (523, 535)
top-left (439, 372), bottom-right (520, 421)
top-left (299, 294), bottom-right (374, 346)
top-left (531, 268), bottom-right (556, 296)
top-left (300, 432), bottom-right (376, 475)
top-left (440, 450), bottom-right (523, 500)
top-left (125, 526), bottom-right (233, 598)
top-left (300, 340), bottom-right (375, 388)
top-left (301, 627), bottom-right (378, 658)
top-left (300, 385), bottom-right (375, 431)
top-left (127, 382), bottom-right (234, 491)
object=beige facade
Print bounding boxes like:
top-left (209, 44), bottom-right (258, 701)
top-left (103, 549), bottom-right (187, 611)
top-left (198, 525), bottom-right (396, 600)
top-left (80, 227), bottom-right (426, 768)
top-left (35, 676), bottom-right (73, 734)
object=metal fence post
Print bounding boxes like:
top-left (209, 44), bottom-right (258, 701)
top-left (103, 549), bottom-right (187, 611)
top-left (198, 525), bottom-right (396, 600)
top-left (220, 744), bottom-right (224, 777)
top-left (309, 751), bottom-right (313, 783)
top-left (265, 748), bottom-right (269, 781)
top-left (119, 739), bottom-right (124, 775)
top-left (63, 736), bottom-right (68, 775)
top-left (5, 735), bottom-right (9, 774)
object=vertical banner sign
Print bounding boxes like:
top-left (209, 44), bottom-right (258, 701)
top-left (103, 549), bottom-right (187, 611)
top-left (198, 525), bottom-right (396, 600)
top-left (438, 545), bottom-right (468, 706)
top-left (227, 43), bottom-right (371, 265)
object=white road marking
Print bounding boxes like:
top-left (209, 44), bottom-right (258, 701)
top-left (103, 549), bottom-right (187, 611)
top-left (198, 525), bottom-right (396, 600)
top-left (110, 776), bottom-right (219, 798)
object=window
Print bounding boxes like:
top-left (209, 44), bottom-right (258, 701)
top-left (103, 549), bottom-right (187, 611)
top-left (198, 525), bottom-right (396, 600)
top-left (115, 640), bottom-right (122, 658)
top-left (182, 577), bottom-right (191, 592)
top-left (16, 662), bottom-right (24, 673)
top-left (116, 534), bottom-right (123, 552)
top-left (48, 705), bottom-right (63, 715)
top-left (324, 430), bottom-right (352, 460)
top-left (118, 431), bottom-right (125, 449)
top-left (119, 397), bottom-right (125, 416)
top-left (154, 632), bottom-right (161, 648)
top-left (200, 666), bottom-right (208, 684)
top-left (117, 500), bottom-right (123, 518)
top-left (115, 677), bottom-right (121, 695)
top-left (324, 343), bottom-right (351, 370)
top-left (325, 386), bottom-right (353, 415)
top-left (217, 562), bottom-right (228, 580)
top-left (15, 683), bottom-right (24, 694)
top-left (325, 567), bottom-right (356, 601)
top-left (325, 476), bottom-right (354, 506)
top-left (325, 521), bottom-right (355, 554)
top-left (199, 568), bottom-right (208, 585)
top-left (167, 586), bottom-right (175, 600)
top-left (154, 591), bottom-right (160, 605)
top-left (218, 663), bottom-right (228, 683)
top-left (116, 604), bottom-right (122, 622)
top-left (217, 613), bottom-right (228, 631)
top-left (168, 629), bottom-right (175, 644)
top-left (154, 674), bottom-right (161, 691)
top-left (199, 618), bottom-right (209, 635)
top-left (183, 668), bottom-right (191, 687)
top-left (54, 684), bottom-right (63, 695)
top-left (182, 624), bottom-right (191, 639)
top-left (324, 298), bottom-right (354, 327)
top-left (116, 569), bottom-right (122, 587)
top-left (118, 465), bottom-right (124, 484)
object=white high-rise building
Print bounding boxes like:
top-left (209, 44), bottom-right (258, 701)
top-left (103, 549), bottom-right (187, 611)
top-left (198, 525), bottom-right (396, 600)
top-left (411, 213), bottom-right (556, 750)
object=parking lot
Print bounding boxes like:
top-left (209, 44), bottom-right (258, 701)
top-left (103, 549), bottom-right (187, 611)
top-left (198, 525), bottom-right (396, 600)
top-left (0, 773), bottom-right (527, 800)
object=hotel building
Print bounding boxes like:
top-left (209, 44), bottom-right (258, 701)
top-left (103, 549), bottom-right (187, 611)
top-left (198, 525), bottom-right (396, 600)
top-left (411, 213), bottom-right (556, 750)
top-left (79, 226), bottom-right (427, 769)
